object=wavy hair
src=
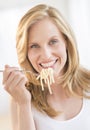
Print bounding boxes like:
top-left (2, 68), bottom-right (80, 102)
top-left (16, 4), bottom-right (90, 117)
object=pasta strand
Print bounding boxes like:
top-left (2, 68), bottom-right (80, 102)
top-left (36, 68), bottom-right (55, 94)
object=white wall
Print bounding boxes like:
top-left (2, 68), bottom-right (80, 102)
top-left (68, 0), bottom-right (90, 69)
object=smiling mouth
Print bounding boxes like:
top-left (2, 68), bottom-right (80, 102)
top-left (39, 59), bottom-right (58, 68)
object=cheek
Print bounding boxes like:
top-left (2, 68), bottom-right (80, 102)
top-left (28, 52), bottom-right (34, 62)
top-left (58, 48), bottom-right (67, 64)
top-left (57, 47), bottom-right (67, 58)
top-left (28, 51), bottom-right (38, 65)
top-left (63, 48), bottom-right (67, 58)
top-left (62, 49), bottom-right (67, 62)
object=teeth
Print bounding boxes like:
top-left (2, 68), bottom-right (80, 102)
top-left (41, 61), bottom-right (55, 67)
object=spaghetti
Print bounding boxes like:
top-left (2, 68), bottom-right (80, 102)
top-left (36, 68), bottom-right (55, 94)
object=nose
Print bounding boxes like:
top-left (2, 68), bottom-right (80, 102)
top-left (41, 46), bottom-right (52, 60)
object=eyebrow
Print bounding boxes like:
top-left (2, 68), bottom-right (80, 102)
top-left (48, 35), bottom-right (60, 41)
top-left (28, 35), bottom-right (59, 45)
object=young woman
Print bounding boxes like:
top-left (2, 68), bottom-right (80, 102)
top-left (3, 4), bottom-right (90, 130)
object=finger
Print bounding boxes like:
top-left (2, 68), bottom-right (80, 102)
top-left (5, 64), bottom-right (10, 68)
top-left (4, 71), bottom-right (26, 91)
top-left (10, 74), bottom-right (27, 90)
top-left (3, 66), bottom-right (19, 84)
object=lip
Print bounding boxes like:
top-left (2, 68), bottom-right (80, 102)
top-left (39, 59), bottom-right (58, 68)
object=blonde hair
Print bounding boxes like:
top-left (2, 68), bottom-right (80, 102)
top-left (16, 4), bottom-right (90, 117)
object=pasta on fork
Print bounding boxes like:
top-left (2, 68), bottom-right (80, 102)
top-left (36, 68), bottom-right (55, 94)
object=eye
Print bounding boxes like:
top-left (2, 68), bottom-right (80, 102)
top-left (49, 39), bottom-right (58, 45)
top-left (29, 44), bottom-right (40, 48)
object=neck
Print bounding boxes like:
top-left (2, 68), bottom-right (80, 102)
top-left (48, 83), bottom-right (69, 101)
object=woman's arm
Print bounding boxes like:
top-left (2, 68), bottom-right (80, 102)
top-left (10, 99), bottom-right (18, 130)
top-left (3, 65), bottom-right (36, 130)
top-left (18, 103), bottom-right (36, 130)
top-left (11, 99), bottom-right (36, 130)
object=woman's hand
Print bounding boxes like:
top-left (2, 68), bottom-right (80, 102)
top-left (2, 65), bottom-right (31, 105)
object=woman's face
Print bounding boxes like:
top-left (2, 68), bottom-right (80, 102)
top-left (28, 18), bottom-right (67, 76)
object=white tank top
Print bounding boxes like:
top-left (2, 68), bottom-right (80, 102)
top-left (32, 98), bottom-right (90, 130)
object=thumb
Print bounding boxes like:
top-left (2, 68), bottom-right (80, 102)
top-left (4, 64), bottom-right (10, 69)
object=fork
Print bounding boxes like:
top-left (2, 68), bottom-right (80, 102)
top-left (0, 69), bottom-right (38, 76)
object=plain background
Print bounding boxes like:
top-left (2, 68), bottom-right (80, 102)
top-left (0, 0), bottom-right (90, 130)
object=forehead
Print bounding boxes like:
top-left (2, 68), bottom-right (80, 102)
top-left (28, 18), bottom-right (61, 42)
